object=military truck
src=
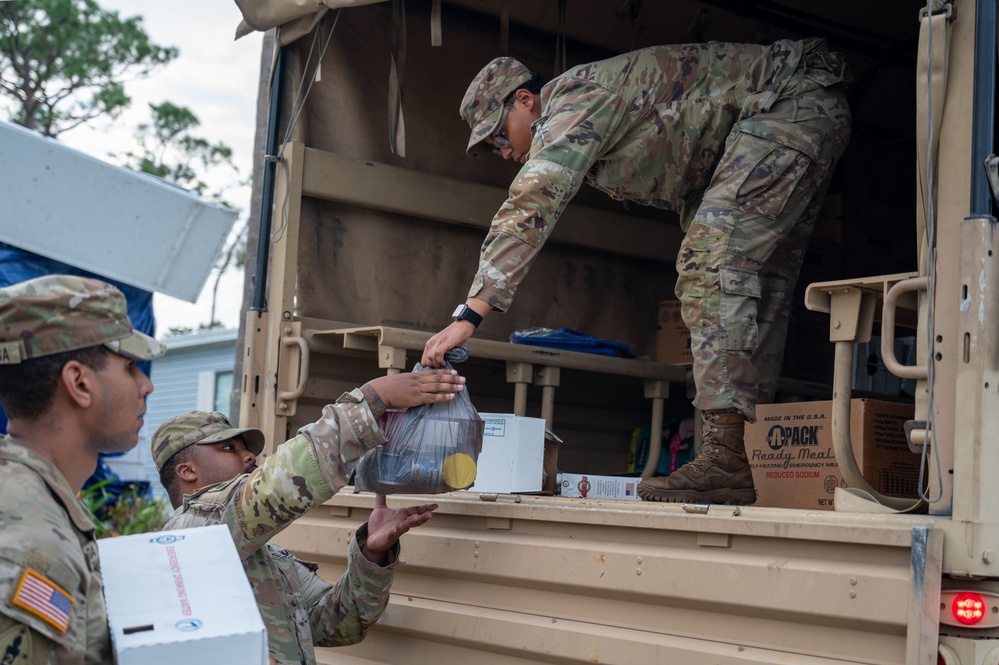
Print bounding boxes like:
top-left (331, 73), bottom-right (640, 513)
top-left (233, 0), bottom-right (998, 662)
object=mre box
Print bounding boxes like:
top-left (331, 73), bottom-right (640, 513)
top-left (467, 413), bottom-right (545, 493)
top-left (98, 524), bottom-right (268, 664)
top-left (744, 398), bottom-right (920, 511)
top-left (559, 473), bottom-right (641, 500)
top-left (656, 300), bottom-right (693, 365)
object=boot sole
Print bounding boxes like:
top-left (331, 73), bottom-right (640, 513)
top-left (637, 487), bottom-right (757, 506)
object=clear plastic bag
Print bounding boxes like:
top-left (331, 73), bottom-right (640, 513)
top-left (354, 355), bottom-right (484, 494)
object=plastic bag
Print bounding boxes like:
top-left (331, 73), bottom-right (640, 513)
top-left (354, 351), bottom-right (484, 494)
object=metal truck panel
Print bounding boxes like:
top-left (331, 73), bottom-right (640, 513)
top-left (274, 494), bottom-right (941, 665)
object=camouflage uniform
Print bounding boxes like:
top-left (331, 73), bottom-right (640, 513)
top-left (461, 38), bottom-right (851, 420)
top-left (158, 393), bottom-right (397, 665)
top-left (0, 443), bottom-right (110, 665)
top-left (0, 275), bottom-right (164, 664)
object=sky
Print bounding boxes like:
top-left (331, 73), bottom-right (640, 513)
top-left (57, 1), bottom-right (263, 336)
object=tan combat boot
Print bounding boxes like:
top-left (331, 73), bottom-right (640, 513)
top-left (637, 409), bottom-right (756, 505)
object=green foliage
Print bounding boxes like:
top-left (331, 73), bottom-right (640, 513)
top-left (124, 101), bottom-right (237, 199)
top-left (0, 0), bottom-right (177, 137)
top-left (79, 478), bottom-right (170, 538)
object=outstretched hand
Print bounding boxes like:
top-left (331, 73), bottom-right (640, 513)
top-left (362, 494), bottom-right (438, 565)
top-left (366, 369), bottom-right (465, 410)
top-left (422, 320), bottom-right (475, 367)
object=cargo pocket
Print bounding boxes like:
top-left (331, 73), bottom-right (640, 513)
top-left (719, 267), bottom-right (761, 351)
top-left (733, 134), bottom-right (809, 221)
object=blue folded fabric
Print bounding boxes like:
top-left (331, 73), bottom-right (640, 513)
top-left (510, 328), bottom-right (634, 358)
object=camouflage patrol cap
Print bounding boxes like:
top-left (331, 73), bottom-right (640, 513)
top-left (152, 410), bottom-right (265, 471)
top-left (0, 274), bottom-right (165, 365)
top-left (460, 56), bottom-right (533, 156)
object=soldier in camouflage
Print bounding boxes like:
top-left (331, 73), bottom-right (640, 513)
top-left (423, 38), bottom-right (852, 505)
top-left (152, 368), bottom-right (466, 665)
top-left (0, 274), bottom-right (165, 664)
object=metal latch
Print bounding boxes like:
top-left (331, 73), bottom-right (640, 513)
top-left (904, 419), bottom-right (931, 453)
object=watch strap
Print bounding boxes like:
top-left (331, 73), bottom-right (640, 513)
top-left (452, 304), bottom-right (483, 328)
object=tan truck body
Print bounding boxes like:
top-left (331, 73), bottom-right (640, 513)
top-left (237, 1), bottom-right (999, 662)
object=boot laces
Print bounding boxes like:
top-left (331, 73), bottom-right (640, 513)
top-left (685, 416), bottom-right (729, 472)
top-left (687, 440), bottom-right (722, 472)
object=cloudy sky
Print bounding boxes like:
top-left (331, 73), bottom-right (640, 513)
top-left (58, 1), bottom-right (263, 334)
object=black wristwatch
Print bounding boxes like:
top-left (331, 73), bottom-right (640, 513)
top-left (451, 304), bottom-right (483, 328)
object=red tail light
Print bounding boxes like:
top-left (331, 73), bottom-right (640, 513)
top-left (952, 592), bottom-right (986, 625)
top-left (940, 590), bottom-right (999, 628)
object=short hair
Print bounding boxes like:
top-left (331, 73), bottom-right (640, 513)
top-left (159, 444), bottom-right (198, 509)
top-left (0, 346), bottom-right (109, 419)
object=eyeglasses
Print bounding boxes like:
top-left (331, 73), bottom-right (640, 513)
top-left (489, 102), bottom-right (513, 155)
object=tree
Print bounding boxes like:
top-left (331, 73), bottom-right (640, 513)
top-left (124, 101), bottom-right (237, 199)
top-left (122, 101), bottom-right (246, 332)
top-left (0, 0), bottom-right (177, 137)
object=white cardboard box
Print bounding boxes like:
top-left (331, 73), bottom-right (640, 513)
top-left (97, 524), bottom-right (268, 665)
top-left (467, 413), bottom-right (545, 493)
top-left (558, 473), bottom-right (641, 500)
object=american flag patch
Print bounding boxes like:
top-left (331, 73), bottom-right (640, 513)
top-left (12, 569), bottom-right (74, 633)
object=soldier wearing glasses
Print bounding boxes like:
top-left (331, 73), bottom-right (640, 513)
top-left (422, 41), bottom-right (852, 506)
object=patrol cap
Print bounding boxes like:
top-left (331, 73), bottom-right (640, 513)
top-left (460, 56), bottom-right (533, 156)
top-left (0, 274), bottom-right (165, 365)
top-left (152, 410), bottom-right (265, 471)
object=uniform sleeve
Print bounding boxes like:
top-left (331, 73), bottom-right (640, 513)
top-left (469, 78), bottom-right (632, 311)
top-left (304, 524), bottom-right (398, 647)
top-left (0, 466), bottom-right (106, 665)
top-left (173, 389), bottom-right (387, 558)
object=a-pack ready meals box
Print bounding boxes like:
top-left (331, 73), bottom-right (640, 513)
top-left (98, 524), bottom-right (268, 664)
top-left (656, 300), bottom-right (693, 364)
top-left (468, 413), bottom-right (545, 493)
top-left (744, 398), bottom-right (921, 510)
top-left (558, 473), bottom-right (641, 500)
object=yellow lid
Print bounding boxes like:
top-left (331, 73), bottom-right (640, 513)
top-left (442, 453), bottom-right (477, 489)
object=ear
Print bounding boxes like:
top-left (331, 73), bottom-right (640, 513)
top-left (175, 460), bottom-right (199, 484)
top-left (59, 360), bottom-right (95, 408)
top-left (514, 88), bottom-right (534, 109)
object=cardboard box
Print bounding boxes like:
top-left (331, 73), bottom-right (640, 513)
top-left (466, 413), bottom-right (545, 493)
top-left (744, 399), bottom-right (921, 510)
top-left (558, 473), bottom-right (641, 500)
top-left (656, 300), bottom-right (693, 365)
top-left (98, 524), bottom-right (268, 664)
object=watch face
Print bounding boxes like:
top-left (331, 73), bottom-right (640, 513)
top-left (452, 305), bottom-right (465, 318)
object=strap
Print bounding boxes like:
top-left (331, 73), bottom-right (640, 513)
top-left (913, 3), bottom-right (953, 508)
top-left (388, 0), bottom-right (407, 157)
top-left (431, 0), bottom-right (442, 47)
